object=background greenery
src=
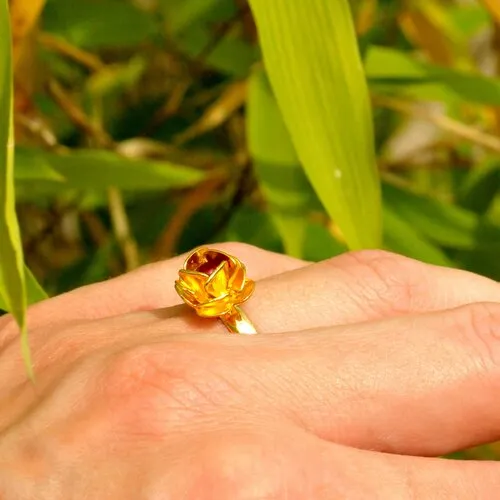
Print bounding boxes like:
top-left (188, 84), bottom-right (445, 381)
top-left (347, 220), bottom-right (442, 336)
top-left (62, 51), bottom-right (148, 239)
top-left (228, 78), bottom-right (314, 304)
top-left (2, 0), bottom-right (500, 459)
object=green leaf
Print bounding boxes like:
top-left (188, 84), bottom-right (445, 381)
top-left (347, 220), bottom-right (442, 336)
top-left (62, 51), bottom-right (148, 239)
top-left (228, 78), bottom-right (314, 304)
top-left (14, 147), bottom-right (65, 182)
top-left (24, 266), bottom-right (48, 304)
top-left (15, 147), bottom-right (207, 191)
top-left (222, 204), bottom-right (346, 262)
top-left (447, 3), bottom-right (490, 38)
top-left (247, 67), bottom-right (319, 258)
top-left (85, 56), bottom-right (147, 98)
top-left (249, 0), bottom-right (382, 250)
top-left (366, 46), bottom-right (500, 106)
top-left (159, 0), bottom-right (258, 76)
top-left (223, 205), bottom-right (283, 254)
top-left (171, 27), bottom-right (257, 77)
top-left (1, 265), bottom-right (48, 311)
top-left (302, 222), bottom-right (346, 262)
top-left (383, 207), bottom-right (454, 267)
top-left (42, 0), bottom-right (157, 49)
top-left (0, 0), bottom-right (32, 376)
top-left (366, 46), bottom-right (427, 80)
top-left (383, 182), bottom-right (477, 249)
top-left (457, 159), bottom-right (500, 215)
top-left (160, 0), bottom-right (234, 37)
top-left (456, 246), bottom-right (500, 281)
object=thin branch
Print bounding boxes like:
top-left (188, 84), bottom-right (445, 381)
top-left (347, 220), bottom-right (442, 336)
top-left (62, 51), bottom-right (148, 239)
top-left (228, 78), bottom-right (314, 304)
top-left (151, 174), bottom-right (226, 260)
top-left (49, 79), bottom-right (140, 271)
top-left (373, 94), bottom-right (500, 154)
top-left (46, 79), bottom-right (114, 147)
top-left (39, 33), bottom-right (105, 72)
top-left (107, 187), bottom-right (140, 271)
top-left (15, 114), bottom-right (59, 149)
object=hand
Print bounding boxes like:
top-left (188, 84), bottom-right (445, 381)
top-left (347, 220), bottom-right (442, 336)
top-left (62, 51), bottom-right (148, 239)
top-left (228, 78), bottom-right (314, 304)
top-left (1, 244), bottom-right (500, 499)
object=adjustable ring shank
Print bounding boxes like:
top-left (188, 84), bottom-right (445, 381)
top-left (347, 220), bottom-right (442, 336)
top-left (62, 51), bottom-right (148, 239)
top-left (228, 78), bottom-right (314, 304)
top-left (220, 305), bottom-right (257, 335)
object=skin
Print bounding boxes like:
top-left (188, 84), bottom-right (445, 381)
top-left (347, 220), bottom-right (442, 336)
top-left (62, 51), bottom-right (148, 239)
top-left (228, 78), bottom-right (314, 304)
top-left (1, 243), bottom-right (500, 498)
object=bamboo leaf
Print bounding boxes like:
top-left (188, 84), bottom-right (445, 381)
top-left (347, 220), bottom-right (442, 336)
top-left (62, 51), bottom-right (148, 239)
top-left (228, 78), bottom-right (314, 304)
top-left (247, 67), bottom-right (319, 258)
top-left (383, 182), bottom-right (478, 249)
top-left (248, 0), bottom-right (382, 250)
top-left (158, 0), bottom-right (257, 76)
top-left (24, 265), bottom-right (48, 304)
top-left (303, 222), bottom-right (346, 262)
top-left (366, 46), bottom-right (500, 106)
top-left (0, 0), bottom-right (32, 377)
top-left (159, 0), bottom-right (234, 37)
top-left (457, 159), bottom-right (500, 215)
top-left (42, 0), bottom-right (157, 49)
top-left (0, 265), bottom-right (47, 311)
top-left (15, 147), bottom-right (207, 191)
top-left (223, 205), bottom-right (283, 254)
top-left (383, 206), bottom-right (454, 267)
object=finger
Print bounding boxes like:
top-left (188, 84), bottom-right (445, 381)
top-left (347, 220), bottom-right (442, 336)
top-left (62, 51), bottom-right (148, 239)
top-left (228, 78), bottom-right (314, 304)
top-left (242, 249), bottom-right (500, 332)
top-left (0, 242), bottom-right (306, 333)
top-left (161, 249), bottom-right (500, 335)
top-left (224, 301), bottom-right (500, 456)
top-left (312, 439), bottom-right (500, 499)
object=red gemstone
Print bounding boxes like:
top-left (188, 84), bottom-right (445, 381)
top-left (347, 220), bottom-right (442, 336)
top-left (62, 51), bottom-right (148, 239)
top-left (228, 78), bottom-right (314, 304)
top-left (197, 253), bottom-right (226, 275)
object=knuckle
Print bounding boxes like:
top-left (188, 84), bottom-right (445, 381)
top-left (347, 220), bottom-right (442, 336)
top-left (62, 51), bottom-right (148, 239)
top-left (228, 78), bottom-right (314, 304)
top-left (458, 302), bottom-right (500, 368)
top-left (334, 250), bottom-right (419, 315)
top-left (99, 343), bottom-right (237, 434)
top-left (100, 345), bottom-right (205, 430)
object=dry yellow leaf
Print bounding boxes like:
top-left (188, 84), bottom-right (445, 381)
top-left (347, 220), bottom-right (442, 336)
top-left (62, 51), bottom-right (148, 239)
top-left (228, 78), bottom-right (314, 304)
top-left (9, 0), bottom-right (46, 66)
top-left (481, 0), bottom-right (500, 24)
top-left (355, 0), bottom-right (378, 36)
top-left (175, 80), bottom-right (247, 145)
top-left (399, 8), bottom-right (453, 66)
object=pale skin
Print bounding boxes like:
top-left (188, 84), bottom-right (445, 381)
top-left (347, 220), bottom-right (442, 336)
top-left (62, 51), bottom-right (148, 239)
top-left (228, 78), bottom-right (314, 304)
top-left (2, 244), bottom-right (500, 498)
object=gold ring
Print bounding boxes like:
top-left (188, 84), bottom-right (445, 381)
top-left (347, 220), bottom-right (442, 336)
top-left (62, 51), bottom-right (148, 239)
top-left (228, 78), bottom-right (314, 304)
top-left (174, 247), bottom-right (257, 334)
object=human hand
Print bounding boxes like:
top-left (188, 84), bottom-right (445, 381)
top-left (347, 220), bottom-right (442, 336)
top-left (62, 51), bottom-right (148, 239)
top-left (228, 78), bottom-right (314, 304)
top-left (1, 244), bottom-right (500, 499)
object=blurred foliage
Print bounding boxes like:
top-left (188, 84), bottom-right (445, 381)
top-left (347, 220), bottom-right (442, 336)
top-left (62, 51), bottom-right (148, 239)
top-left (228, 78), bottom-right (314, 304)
top-left (1, 0), bottom-right (500, 458)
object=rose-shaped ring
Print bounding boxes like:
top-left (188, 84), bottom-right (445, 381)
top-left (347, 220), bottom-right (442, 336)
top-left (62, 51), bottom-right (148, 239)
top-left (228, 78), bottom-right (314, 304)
top-left (174, 247), bottom-right (257, 334)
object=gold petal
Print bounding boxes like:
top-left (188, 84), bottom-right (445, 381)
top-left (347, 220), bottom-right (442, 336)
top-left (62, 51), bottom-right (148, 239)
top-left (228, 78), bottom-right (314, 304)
top-left (223, 252), bottom-right (241, 273)
top-left (233, 279), bottom-right (255, 305)
top-left (175, 281), bottom-right (199, 307)
top-left (228, 263), bottom-right (246, 292)
top-left (195, 294), bottom-right (233, 317)
top-left (178, 270), bottom-right (209, 301)
top-left (204, 261), bottom-right (229, 298)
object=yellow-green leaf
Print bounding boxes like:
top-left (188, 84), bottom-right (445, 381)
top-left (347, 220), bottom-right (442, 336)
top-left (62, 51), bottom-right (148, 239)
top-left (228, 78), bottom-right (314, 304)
top-left (383, 182), bottom-right (478, 249)
top-left (15, 147), bottom-right (207, 191)
top-left (0, 264), bottom-right (47, 311)
top-left (248, 0), bottom-right (382, 249)
top-left (366, 46), bottom-right (500, 106)
top-left (247, 67), bottom-right (319, 258)
top-left (0, 0), bottom-right (32, 377)
top-left (383, 207), bottom-right (453, 267)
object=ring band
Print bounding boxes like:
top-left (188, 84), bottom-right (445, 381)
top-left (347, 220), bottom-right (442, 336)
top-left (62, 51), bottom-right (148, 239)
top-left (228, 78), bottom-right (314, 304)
top-left (174, 247), bottom-right (258, 335)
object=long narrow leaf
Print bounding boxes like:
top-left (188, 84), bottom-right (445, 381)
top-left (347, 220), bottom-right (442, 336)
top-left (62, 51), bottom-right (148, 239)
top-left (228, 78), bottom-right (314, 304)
top-left (0, 0), bottom-right (32, 376)
top-left (15, 147), bottom-right (207, 190)
top-left (247, 68), bottom-right (318, 258)
top-left (383, 206), bottom-right (454, 267)
top-left (383, 182), bottom-right (478, 249)
top-left (248, 0), bottom-right (382, 249)
top-left (366, 46), bottom-right (500, 106)
top-left (0, 264), bottom-right (48, 311)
